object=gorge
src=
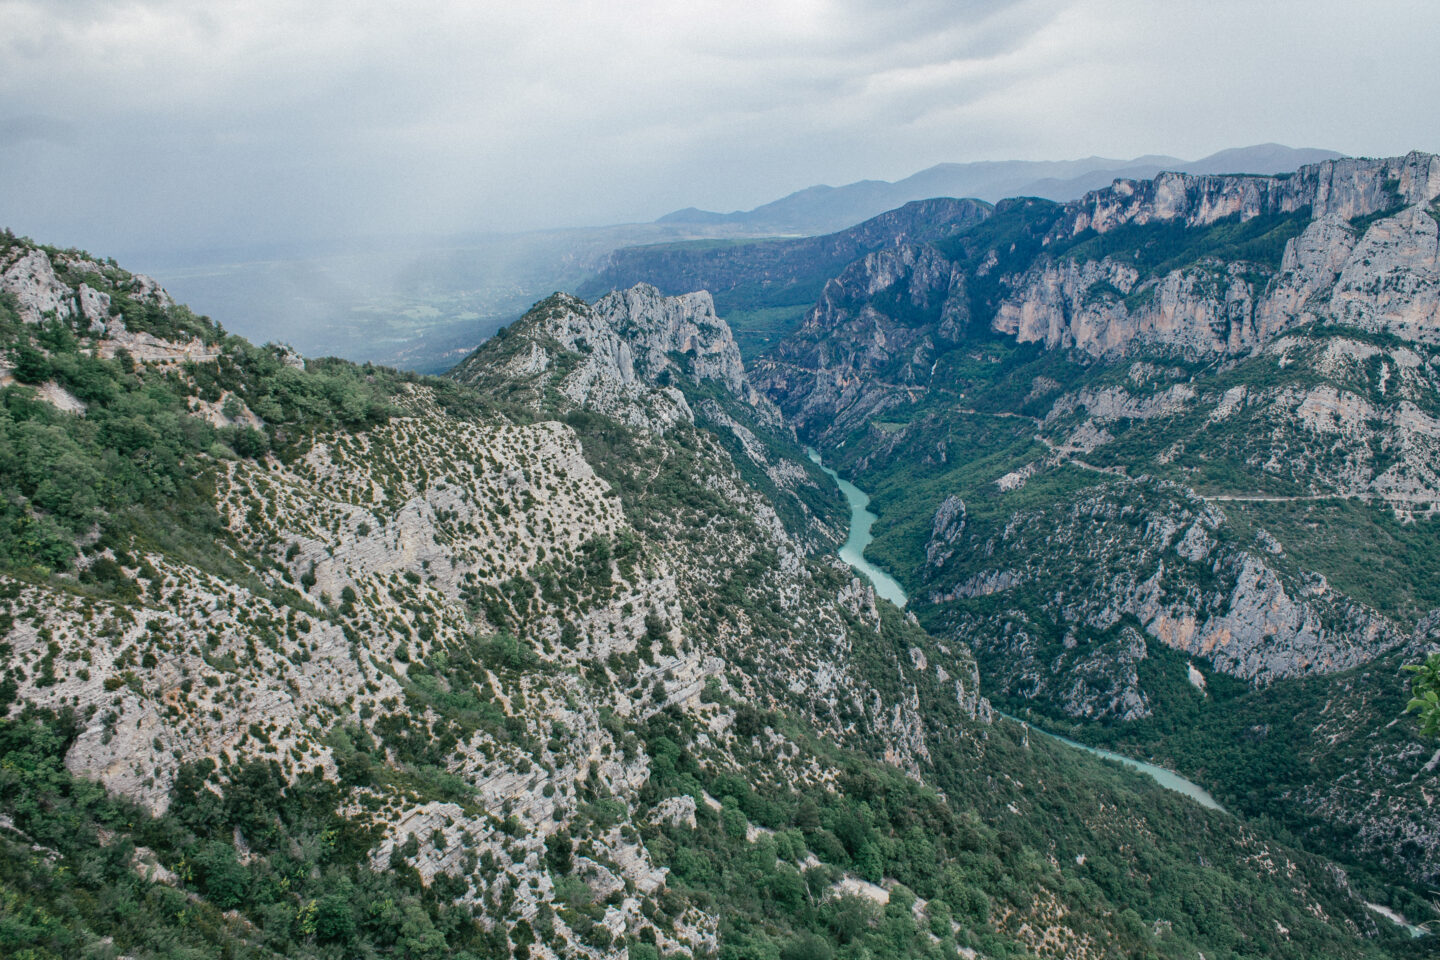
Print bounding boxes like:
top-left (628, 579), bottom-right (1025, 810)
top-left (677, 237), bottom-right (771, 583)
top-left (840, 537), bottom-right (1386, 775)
top-left (811, 442), bottom-right (1227, 813)
top-left (3, 149), bottom-right (1440, 958)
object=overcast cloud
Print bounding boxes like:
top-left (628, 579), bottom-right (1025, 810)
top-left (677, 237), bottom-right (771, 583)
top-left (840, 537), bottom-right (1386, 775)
top-left (2, 0), bottom-right (1437, 261)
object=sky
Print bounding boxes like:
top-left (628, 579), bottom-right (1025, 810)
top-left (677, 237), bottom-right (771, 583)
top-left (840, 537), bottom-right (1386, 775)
top-left (2, 0), bottom-right (1438, 262)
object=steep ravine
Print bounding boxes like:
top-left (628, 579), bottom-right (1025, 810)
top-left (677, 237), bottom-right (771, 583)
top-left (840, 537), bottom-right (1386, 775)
top-left (1, 229), bottom-right (1427, 957)
top-left (815, 449), bottom-right (1437, 942)
top-left (812, 450), bottom-right (1231, 811)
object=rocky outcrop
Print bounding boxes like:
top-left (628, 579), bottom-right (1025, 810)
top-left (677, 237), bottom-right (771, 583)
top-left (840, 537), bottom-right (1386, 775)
top-left (996, 257), bottom-right (1272, 357)
top-left (755, 243), bottom-right (964, 436)
top-left (995, 154), bottom-right (1440, 358)
top-left (77, 283), bottom-right (111, 332)
top-left (926, 495), bottom-right (967, 568)
top-left (1059, 151), bottom-right (1440, 239)
top-left (1, 243), bottom-right (178, 327)
top-left (1329, 204), bottom-right (1440, 342)
top-left (600, 285), bottom-right (754, 400)
top-left (1045, 383), bottom-right (1197, 425)
top-left (3, 247), bottom-right (74, 323)
top-left (453, 285), bottom-right (779, 433)
top-left (1059, 626), bottom-right (1152, 723)
top-left (931, 478), bottom-right (1404, 714)
top-left (1254, 214), bottom-right (1359, 331)
top-left (1140, 553), bottom-right (1399, 683)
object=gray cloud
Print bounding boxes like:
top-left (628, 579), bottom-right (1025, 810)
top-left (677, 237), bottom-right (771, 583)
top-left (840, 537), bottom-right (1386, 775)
top-left (1, 0), bottom-right (1436, 262)
top-left (0, 113), bottom-right (78, 147)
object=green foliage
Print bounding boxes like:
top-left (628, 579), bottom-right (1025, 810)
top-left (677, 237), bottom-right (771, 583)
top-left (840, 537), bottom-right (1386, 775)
top-left (634, 637), bottom-right (1398, 960)
top-left (1224, 499), bottom-right (1440, 627)
top-left (11, 345), bottom-right (50, 384)
top-left (0, 278), bottom-right (411, 579)
top-left (1404, 653), bottom-right (1440, 737)
top-left (718, 304), bottom-right (811, 362)
top-left (0, 706), bottom-right (496, 958)
top-left (1053, 208), bottom-right (1313, 281)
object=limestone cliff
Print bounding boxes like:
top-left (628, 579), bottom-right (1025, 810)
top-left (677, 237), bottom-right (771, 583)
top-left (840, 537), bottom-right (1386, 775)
top-left (1059, 152), bottom-right (1440, 237)
top-left (450, 284), bottom-right (778, 432)
top-left (758, 153), bottom-right (1440, 444)
top-left (996, 153), bottom-right (1440, 356)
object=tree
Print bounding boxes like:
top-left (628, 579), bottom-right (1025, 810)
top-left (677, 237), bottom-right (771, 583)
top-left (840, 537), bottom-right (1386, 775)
top-left (1404, 652), bottom-right (1440, 736)
top-left (315, 891), bottom-right (357, 942)
top-left (545, 828), bottom-right (573, 874)
top-left (191, 840), bottom-right (247, 909)
top-left (12, 345), bottom-right (50, 384)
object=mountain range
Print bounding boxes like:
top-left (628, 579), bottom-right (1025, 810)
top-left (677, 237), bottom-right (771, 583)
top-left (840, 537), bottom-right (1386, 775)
top-left (656, 144), bottom-right (1343, 236)
top-left (1, 148), bottom-right (1439, 958)
top-left (147, 145), bottom-right (1341, 374)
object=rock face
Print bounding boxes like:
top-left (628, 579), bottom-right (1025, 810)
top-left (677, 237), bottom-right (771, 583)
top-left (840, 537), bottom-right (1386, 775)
top-left (3, 247), bottom-right (75, 323)
top-left (1329, 204), bottom-right (1440, 340)
top-left (452, 284), bottom-right (779, 432)
top-left (994, 257), bottom-right (1273, 356)
top-left (927, 479), bottom-right (1401, 705)
top-left (449, 282), bottom-right (844, 547)
top-left (996, 153), bottom-right (1440, 357)
top-left (757, 243), bottom-right (967, 436)
top-left (1060, 152), bottom-right (1440, 237)
top-left (925, 495), bottom-right (967, 568)
top-left (1, 242), bottom-right (175, 327)
top-left (596, 284), bottom-right (768, 408)
top-left (1037, 333), bottom-right (1440, 512)
top-left (757, 153), bottom-right (1440, 441)
top-left (583, 197), bottom-right (990, 302)
top-left (996, 203), bottom-right (1440, 356)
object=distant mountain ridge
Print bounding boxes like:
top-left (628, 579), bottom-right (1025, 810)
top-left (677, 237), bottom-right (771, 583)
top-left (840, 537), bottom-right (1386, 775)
top-left (660, 143), bottom-right (1343, 236)
top-left (583, 197), bottom-right (990, 304)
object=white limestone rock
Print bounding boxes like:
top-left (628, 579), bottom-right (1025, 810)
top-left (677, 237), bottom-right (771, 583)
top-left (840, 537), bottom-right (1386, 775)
top-left (1330, 205), bottom-right (1440, 342)
top-left (992, 154), bottom-right (1440, 359)
top-left (2, 247), bottom-right (74, 323)
top-left (77, 283), bottom-right (112, 333)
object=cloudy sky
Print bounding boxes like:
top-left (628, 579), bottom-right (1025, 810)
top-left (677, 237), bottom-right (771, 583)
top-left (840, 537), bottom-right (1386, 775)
top-left (2, 0), bottom-right (1437, 261)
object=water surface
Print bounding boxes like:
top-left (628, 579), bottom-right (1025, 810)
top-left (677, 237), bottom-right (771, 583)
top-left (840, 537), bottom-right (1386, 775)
top-left (997, 711), bottom-right (1225, 811)
top-left (806, 448), bottom-right (907, 607)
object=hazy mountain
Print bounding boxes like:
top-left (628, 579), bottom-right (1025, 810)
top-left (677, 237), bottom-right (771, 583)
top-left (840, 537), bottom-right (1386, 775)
top-left (660, 144), bottom-right (1343, 235)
